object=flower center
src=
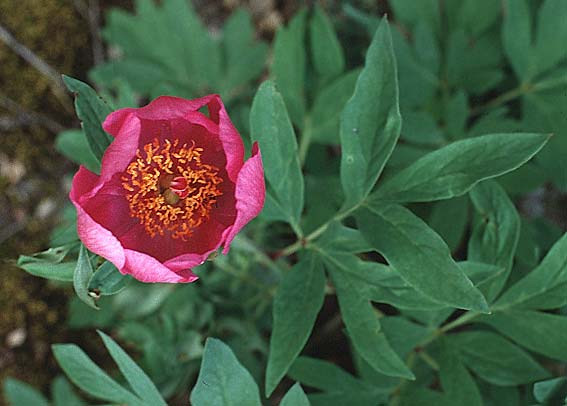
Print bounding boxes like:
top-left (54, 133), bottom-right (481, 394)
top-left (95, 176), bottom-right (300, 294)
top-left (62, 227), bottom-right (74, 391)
top-left (121, 138), bottom-right (223, 240)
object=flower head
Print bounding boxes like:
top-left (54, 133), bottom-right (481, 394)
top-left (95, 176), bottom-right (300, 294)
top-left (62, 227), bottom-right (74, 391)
top-left (70, 95), bottom-right (265, 283)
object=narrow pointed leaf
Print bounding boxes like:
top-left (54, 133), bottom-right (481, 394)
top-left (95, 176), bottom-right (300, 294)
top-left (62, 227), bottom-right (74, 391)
top-left (73, 244), bottom-right (98, 310)
top-left (356, 202), bottom-right (488, 312)
top-left (3, 378), bottom-right (49, 406)
top-left (98, 331), bottom-right (166, 405)
top-left (52, 344), bottom-right (142, 405)
top-left (310, 5), bottom-right (345, 81)
top-left (281, 383), bottom-right (311, 406)
top-left (340, 18), bottom-right (401, 207)
top-left (265, 255), bottom-right (326, 396)
top-left (250, 81), bottom-right (304, 230)
top-left (374, 133), bottom-right (550, 203)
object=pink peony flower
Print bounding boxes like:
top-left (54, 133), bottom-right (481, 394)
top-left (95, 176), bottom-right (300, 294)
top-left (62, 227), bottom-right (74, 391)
top-left (70, 95), bottom-right (265, 283)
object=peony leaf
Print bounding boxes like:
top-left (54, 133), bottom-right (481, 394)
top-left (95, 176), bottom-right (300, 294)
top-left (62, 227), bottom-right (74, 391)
top-left (502, 0), bottom-right (533, 80)
top-left (191, 338), bottom-right (261, 406)
top-left (327, 263), bottom-right (414, 379)
top-left (449, 331), bottom-right (550, 386)
top-left (98, 331), bottom-right (167, 406)
top-left (478, 310), bottom-right (567, 361)
top-left (374, 133), bottom-right (550, 203)
top-left (468, 181), bottom-right (520, 302)
top-left (52, 344), bottom-right (143, 405)
top-left (51, 376), bottom-right (85, 406)
top-left (88, 261), bottom-right (132, 296)
top-left (339, 17), bottom-right (401, 209)
top-left (265, 254), bottom-right (326, 396)
top-left (493, 232), bottom-right (567, 310)
top-left (17, 245), bottom-right (75, 282)
top-left (62, 75), bottom-right (113, 172)
top-left (272, 9), bottom-right (307, 127)
top-left (3, 378), bottom-right (49, 406)
top-left (55, 129), bottom-right (100, 173)
top-left (280, 383), bottom-right (311, 406)
top-left (356, 202), bottom-right (489, 312)
top-left (309, 5), bottom-right (345, 84)
top-left (250, 81), bottom-right (304, 233)
top-left (73, 244), bottom-right (98, 310)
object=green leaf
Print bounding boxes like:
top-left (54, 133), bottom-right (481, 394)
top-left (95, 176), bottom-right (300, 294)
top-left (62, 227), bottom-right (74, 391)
top-left (51, 376), bottom-right (85, 406)
top-left (310, 70), bottom-right (359, 144)
top-left (328, 265), bottom-right (413, 379)
top-left (52, 344), bottom-right (142, 405)
top-left (191, 338), bottom-right (261, 406)
top-left (438, 340), bottom-right (483, 406)
top-left (502, 0), bottom-right (533, 80)
top-left (281, 383), bottom-right (311, 406)
top-left (272, 9), bottom-right (307, 127)
top-left (356, 202), bottom-right (488, 312)
top-left (316, 222), bottom-right (373, 254)
top-left (428, 196), bottom-right (469, 253)
top-left (310, 5), bottom-right (345, 83)
top-left (222, 9), bottom-right (268, 95)
top-left (389, 0), bottom-right (440, 34)
top-left (374, 133), bottom-right (550, 203)
top-left (3, 378), bottom-right (49, 406)
top-left (265, 255), bottom-right (326, 396)
top-left (468, 180), bottom-right (520, 301)
top-left (88, 261), bottom-right (132, 296)
top-left (534, 0), bottom-right (567, 75)
top-left (494, 232), bottom-right (567, 310)
top-left (533, 377), bottom-right (567, 404)
top-left (450, 331), bottom-right (550, 386)
top-left (55, 129), bottom-right (100, 173)
top-left (340, 18), bottom-right (401, 208)
top-left (17, 246), bottom-right (75, 282)
top-left (250, 81), bottom-right (304, 232)
top-left (479, 310), bottom-right (567, 361)
top-left (73, 245), bottom-right (98, 310)
top-left (98, 331), bottom-right (166, 405)
top-left (62, 75), bottom-right (113, 170)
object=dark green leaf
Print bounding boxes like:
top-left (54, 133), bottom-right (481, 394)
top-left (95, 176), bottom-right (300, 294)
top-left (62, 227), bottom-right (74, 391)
top-left (51, 376), bottom-right (85, 406)
top-left (502, 0), bottom-right (533, 80)
top-left (3, 378), bottom-right (49, 406)
top-left (356, 202), bottom-right (488, 312)
top-left (451, 331), bottom-right (549, 386)
top-left (310, 5), bottom-right (344, 83)
top-left (375, 133), bottom-right (550, 203)
top-left (328, 266), bottom-right (413, 379)
top-left (62, 75), bottom-right (113, 169)
top-left (534, 0), bottom-right (567, 75)
top-left (281, 383), bottom-right (311, 406)
top-left (265, 255), bottom-right (326, 396)
top-left (17, 246), bottom-right (75, 282)
top-left (438, 340), bottom-right (483, 406)
top-left (533, 377), bottom-right (567, 404)
top-left (494, 232), bottom-right (567, 310)
top-left (315, 222), bottom-right (373, 254)
top-left (310, 70), bottom-right (359, 144)
top-left (250, 81), bottom-right (304, 232)
top-left (272, 9), bottom-right (307, 127)
top-left (55, 129), bottom-right (100, 173)
top-left (52, 344), bottom-right (142, 405)
top-left (98, 331), bottom-right (166, 405)
top-left (468, 180), bottom-right (520, 301)
top-left (73, 245), bottom-right (98, 310)
top-left (88, 261), bottom-right (132, 296)
top-left (479, 310), bottom-right (567, 361)
top-left (428, 196), bottom-right (469, 253)
top-left (191, 338), bottom-right (261, 406)
top-left (340, 18), bottom-right (401, 208)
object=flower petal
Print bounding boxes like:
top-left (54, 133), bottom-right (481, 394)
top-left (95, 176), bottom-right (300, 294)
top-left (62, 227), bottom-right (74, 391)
top-left (123, 249), bottom-right (198, 283)
top-left (222, 142), bottom-right (265, 254)
top-left (70, 166), bottom-right (126, 270)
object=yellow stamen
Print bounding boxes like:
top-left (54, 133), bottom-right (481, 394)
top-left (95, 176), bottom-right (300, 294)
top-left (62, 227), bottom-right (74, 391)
top-left (121, 138), bottom-right (223, 240)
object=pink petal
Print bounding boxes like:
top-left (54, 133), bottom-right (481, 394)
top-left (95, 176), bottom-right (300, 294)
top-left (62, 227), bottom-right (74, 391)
top-left (222, 143), bottom-right (265, 254)
top-left (164, 251), bottom-right (214, 271)
top-left (99, 113), bottom-right (141, 184)
top-left (123, 249), bottom-right (198, 283)
top-left (207, 96), bottom-right (245, 183)
top-left (70, 167), bottom-right (126, 270)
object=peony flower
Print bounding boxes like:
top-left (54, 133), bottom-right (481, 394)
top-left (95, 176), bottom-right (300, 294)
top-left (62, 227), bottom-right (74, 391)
top-left (70, 95), bottom-right (265, 283)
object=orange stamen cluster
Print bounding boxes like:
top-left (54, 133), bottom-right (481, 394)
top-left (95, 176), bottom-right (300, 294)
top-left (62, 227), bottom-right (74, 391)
top-left (122, 138), bottom-right (223, 240)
